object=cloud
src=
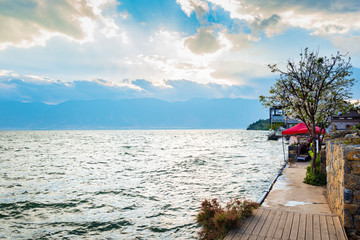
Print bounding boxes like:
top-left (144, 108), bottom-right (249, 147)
top-left (207, 0), bottom-right (360, 37)
top-left (223, 32), bottom-right (252, 50)
top-left (176, 0), bottom-right (209, 19)
top-left (331, 35), bottom-right (360, 55)
top-left (184, 27), bottom-right (221, 54)
top-left (0, 0), bottom-right (119, 50)
top-left (210, 60), bottom-right (271, 85)
top-left (0, 74), bottom-right (265, 103)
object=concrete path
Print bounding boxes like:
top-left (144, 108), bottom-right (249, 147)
top-left (262, 161), bottom-right (331, 214)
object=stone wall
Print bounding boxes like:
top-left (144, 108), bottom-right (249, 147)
top-left (326, 141), bottom-right (360, 239)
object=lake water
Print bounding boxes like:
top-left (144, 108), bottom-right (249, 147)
top-left (0, 130), bottom-right (285, 239)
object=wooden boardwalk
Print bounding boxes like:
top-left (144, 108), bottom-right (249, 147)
top-left (224, 208), bottom-right (347, 240)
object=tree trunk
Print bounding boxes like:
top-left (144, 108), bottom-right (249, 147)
top-left (311, 124), bottom-right (317, 173)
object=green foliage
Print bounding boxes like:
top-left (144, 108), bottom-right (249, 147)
top-left (304, 156), bottom-right (326, 186)
top-left (269, 122), bottom-right (285, 131)
top-left (196, 198), bottom-right (259, 240)
top-left (354, 123), bottom-right (360, 131)
top-left (343, 138), bottom-right (360, 145)
top-left (246, 119), bottom-right (270, 130)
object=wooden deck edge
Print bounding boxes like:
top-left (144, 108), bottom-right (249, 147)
top-left (224, 208), bottom-right (348, 240)
top-left (260, 206), bottom-right (339, 216)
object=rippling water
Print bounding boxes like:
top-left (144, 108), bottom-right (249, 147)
top-left (0, 130), bottom-right (285, 239)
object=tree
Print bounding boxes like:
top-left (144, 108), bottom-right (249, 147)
top-left (260, 48), bottom-right (356, 172)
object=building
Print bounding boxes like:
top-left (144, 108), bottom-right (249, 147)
top-left (330, 109), bottom-right (360, 131)
top-left (269, 106), bottom-right (300, 129)
top-left (269, 106), bottom-right (285, 125)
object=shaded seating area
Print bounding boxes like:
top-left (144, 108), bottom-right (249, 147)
top-left (282, 123), bottom-right (325, 162)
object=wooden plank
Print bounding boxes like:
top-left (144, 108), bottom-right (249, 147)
top-left (333, 216), bottom-right (347, 240)
top-left (231, 233), bottom-right (241, 240)
top-left (306, 214), bottom-right (313, 240)
top-left (245, 209), bottom-right (265, 235)
top-left (259, 210), bottom-right (277, 237)
top-left (313, 214), bottom-right (321, 240)
top-left (232, 233), bottom-right (250, 240)
top-left (224, 229), bottom-right (237, 240)
top-left (297, 213), bottom-right (306, 240)
top-left (320, 215), bottom-right (330, 240)
top-left (266, 210), bottom-right (282, 238)
top-left (239, 210), bottom-right (259, 235)
top-left (248, 235), bottom-right (258, 240)
top-left (241, 234), bottom-right (251, 240)
top-left (274, 211), bottom-right (288, 239)
top-left (326, 216), bottom-right (337, 240)
top-left (252, 209), bottom-right (270, 236)
top-left (282, 211), bottom-right (294, 239)
top-left (255, 236), bottom-right (267, 240)
top-left (226, 209), bottom-right (348, 240)
top-left (289, 212), bottom-right (300, 240)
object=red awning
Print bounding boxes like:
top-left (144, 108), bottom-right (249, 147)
top-left (282, 122), bottom-right (325, 135)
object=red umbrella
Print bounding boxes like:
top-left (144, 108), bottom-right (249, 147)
top-left (282, 122), bottom-right (325, 135)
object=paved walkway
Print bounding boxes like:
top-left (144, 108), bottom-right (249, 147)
top-left (224, 162), bottom-right (347, 240)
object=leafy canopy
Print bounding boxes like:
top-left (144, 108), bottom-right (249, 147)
top-left (260, 48), bottom-right (356, 130)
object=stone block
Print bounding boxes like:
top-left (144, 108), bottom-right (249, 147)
top-left (351, 161), bottom-right (360, 175)
top-left (344, 188), bottom-right (354, 204)
top-left (344, 203), bottom-right (360, 215)
top-left (344, 174), bottom-right (360, 190)
top-left (353, 190), bottom-right (360, 204)
top-left (347, 150), bottom-right (360, 161)
top-left (345, 160), bottom-right (353, 174)
top-left (344, 209), bottom-right (354, 228)
top-left (354, 216), bottom-right (360, 230)
top-left (346, 229), bottom-right (359, 240)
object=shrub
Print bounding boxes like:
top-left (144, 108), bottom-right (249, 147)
top-left (196, 198), bottom-right (259, 240)
top-left (304, 155), bottom-right (326, 186)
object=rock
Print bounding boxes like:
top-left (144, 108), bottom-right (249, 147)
top-left (345, 133), bottom-right (358, 139)
top-left (345, 188), bottom-right (354, 203)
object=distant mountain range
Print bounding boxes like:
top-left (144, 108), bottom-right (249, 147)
top-left (0, 98), bottom-right (267, 130)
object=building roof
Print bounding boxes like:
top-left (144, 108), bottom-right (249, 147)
top-left (333, 110), bottom-right (360, 119)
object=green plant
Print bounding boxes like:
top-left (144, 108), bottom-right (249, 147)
top-left (196, 198), bottom-right (259, 240)
top-left (343, 138), bottom-right (360, 145)
top-left (304, 155), bottom-right (326, 186)
top-left (269, 122), bottom-right (285, 131)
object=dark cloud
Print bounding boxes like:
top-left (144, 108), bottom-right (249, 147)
top-left (1, 66), bottom-right (358, 103)
top-left (258, 14), bottom-right (281, 29)
top-left (0, 77), bottom-right (262, 103)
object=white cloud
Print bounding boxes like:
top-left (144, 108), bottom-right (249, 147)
top-left (0, 69), bottom-right (13, 77)
top-left (223, 32), bottom-right (251, 50)
top-left (331, 35), bottom-right (360, 55)
top-left (119, 11), bottom-right (129, 20)
top-left (208, 0), bottom-right (360, 37)
top-left (176, 0), bottom-right (209, 19)
top-left (210, 60), bottom-right (271, 85)
top-left (0, 69), bottom-right (19, 78)
top-left (0, 0), bottom-right (120, 50)
top-left (184, 27), bottom-right (221, 55)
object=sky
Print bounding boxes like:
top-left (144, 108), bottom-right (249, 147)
top-left (0, 0), bottom-right (360, 104)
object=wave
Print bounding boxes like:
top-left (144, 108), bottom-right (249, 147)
top-left (0, 200), bottom-right (89, 211)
